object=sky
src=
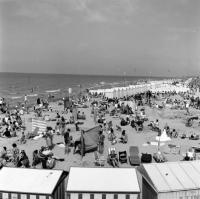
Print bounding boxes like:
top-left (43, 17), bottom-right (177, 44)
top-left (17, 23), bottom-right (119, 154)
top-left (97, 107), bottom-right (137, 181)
top-left (0, 0), bottom-right (200, 77)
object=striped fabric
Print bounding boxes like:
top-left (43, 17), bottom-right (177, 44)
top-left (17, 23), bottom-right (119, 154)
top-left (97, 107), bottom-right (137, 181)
top-left (0, 193), bottom-right (48, 199)
top-left (32, 119), bottom-right (47, 134)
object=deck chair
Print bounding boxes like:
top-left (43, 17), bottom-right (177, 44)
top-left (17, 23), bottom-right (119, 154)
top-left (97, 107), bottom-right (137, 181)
top-left (119, 151), bottom-right (128, 163)
top-left (107, 147), bottom-right (119, 167)
top-left (94, 151), bottom-right (105, 167)
top-left (129, 146), bottom-right (140, 166)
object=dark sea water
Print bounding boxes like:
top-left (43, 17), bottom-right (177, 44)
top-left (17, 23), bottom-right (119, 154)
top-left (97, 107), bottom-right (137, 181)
top-left (0, 72), bottom-right (165, 100)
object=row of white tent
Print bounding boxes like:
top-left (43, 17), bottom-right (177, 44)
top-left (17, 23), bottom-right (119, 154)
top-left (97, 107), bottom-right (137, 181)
top-left (90, 82), bottom-right (190, 99)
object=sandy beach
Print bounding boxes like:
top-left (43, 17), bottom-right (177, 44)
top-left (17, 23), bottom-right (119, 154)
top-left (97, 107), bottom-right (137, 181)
top-left (1, 89), bottom-right (200, 171)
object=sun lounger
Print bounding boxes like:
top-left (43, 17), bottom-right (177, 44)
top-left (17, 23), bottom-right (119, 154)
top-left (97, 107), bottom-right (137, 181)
top-left (129, 146), bottom-right (140, 166)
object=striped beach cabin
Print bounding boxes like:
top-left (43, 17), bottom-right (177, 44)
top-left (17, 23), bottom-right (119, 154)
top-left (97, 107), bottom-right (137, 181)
top-left (0, 167), bottom-right (68, 199)
top-left (66, 167), bottom-right (140, 199)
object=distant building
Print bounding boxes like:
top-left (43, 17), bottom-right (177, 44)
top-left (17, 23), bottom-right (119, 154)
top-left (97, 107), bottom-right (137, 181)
top-left (139, 161), bottom-right (200, 199)
top-left (0, 167), bottom-right (68, 199)
top-left (66, 167), bottom-right (140, 199)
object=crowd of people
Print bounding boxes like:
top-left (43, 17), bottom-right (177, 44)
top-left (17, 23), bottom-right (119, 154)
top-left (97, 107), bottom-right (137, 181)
top-left (0, 82), bottom-right (200, 169)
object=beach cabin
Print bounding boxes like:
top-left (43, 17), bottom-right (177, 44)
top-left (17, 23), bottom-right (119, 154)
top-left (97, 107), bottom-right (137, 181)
top-left (66, 167), bottom-right (140, 199)
top-left (0, 167), bottom-right (68, 199)
top-left (139, 161), bottom-right (200, 199)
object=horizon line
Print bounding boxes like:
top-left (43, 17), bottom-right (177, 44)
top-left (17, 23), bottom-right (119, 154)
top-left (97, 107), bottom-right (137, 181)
top-left (0, 71), bottom-right (186, 79)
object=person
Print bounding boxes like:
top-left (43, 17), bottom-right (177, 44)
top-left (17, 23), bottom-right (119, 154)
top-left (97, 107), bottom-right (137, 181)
top-left (46, 156), bottom-right (56, 169)
top-left (109, 148), bottom-right (119, 167)
top-left (82, 112), bottom-right (86, 119)
top-left (60, 117), bottom-right (66, 135)
top-left (64, 129), bottom-right (71, 154)
top-left (155, 119), bottom-right (159, 129)
top-left (93, 105), bottom-right (98, 124)
top-left (37, 97), bottom-right (41, 105)
top-left (186, 101), bottom-right (190, 114)
top-left (119, 130), bottom-right (128, 144)
top-left (165, 126), bottom-right (170, 137)
top-left (20, 132), bottom-right (26, 144)
top-left (184, 152), bottom-right (190, 161)
top-left (0, 146), bottom-right (9, 161)
top-left (108, 128), bottom-right (117, 144)
top-left (17, 150), bottom-right (30, 168)
top-left (24, 94), bottom-right (28, 104)
top-left (32, 150), bottom-right (41, 168)
top-left (45, 127), bottom-right (54, 149)
top-left (3, 128), bottom-right (11, 138)
top-left (38, 146), bottom-right (48, 169)
top-left (171, 129), bottom-right (178, 138)
top-left (55, 122), bottom-right (60, 135)
top-left (98, 131), bottom-right (105, 154)
top-left (56, 112), bottom-right (61, 119)
top-left (12, 143), bottom-right (20, 166)
top-left (75, 121), bottom-right (79, 131)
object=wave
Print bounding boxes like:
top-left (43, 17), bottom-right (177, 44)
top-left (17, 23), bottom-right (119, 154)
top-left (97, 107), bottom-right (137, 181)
top-left (45, 89), bottom-right (61, 93)
top-left (10, 96), bottom-right (23, 99)
top-left (27, 94), bottom-right (38, 97)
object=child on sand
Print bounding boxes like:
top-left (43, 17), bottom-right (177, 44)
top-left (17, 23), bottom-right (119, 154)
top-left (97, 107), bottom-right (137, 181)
top-left (20, 132), bottom-right (26, 144)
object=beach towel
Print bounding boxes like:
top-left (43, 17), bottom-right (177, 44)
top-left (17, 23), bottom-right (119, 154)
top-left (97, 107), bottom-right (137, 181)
top-left (33, 134), bottom-right (43, 140)
top-left (150, 142), bottom-right (165, 146)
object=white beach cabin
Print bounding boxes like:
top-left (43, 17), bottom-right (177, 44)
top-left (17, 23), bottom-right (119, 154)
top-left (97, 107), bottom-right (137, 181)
top-left (0, 167), bottom-right (68, 199)
top-left (66, 167), bottom-right (140, 199)
top-left (139, 161), bottom-right (200, 199)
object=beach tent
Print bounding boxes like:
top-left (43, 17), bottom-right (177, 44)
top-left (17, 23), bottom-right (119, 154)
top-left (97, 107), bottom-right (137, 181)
top-left (105, 89), bottom-right (114, 99)
top-left (138, 161), bottom-right (200, 199)
top-left (66, 167), bottom-right (140, 199)
top-left (123, 87), bottom-right (128, 97)
top-left (113, 88), bottom-right (117, 98)
top-left (79, 126), bottom-right (101, 157)
top-left (118, 87), bottom-right (123, 98)
top-left (115, 88), bottom-right (120, 98)
top-left (127, 87), bottom-right (132, 96)
top-left (0, 167), bottom-right (68, 199)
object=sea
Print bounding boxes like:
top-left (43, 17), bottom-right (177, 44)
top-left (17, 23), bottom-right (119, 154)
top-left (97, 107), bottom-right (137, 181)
top-left (0, 72), bottom-right (166, 102)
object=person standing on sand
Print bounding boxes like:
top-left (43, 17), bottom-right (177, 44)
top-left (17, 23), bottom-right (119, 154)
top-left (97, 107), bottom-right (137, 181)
top-left (98, 130), bottom-right (105, 154)
top-left (64, 128), bottom-right (71, 154)
top-left (93, 105), bottom-right (98, 125)
top-left (186, 101), bottom-right (190, 114)
top-left (24, 94), bottom-right (28, 104)
top-left (12, 143), bottom-right (20, 166)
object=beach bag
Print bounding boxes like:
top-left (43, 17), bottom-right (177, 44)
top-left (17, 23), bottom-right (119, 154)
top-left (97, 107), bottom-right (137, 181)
top-left (141, 153), bottom-right (152, 163)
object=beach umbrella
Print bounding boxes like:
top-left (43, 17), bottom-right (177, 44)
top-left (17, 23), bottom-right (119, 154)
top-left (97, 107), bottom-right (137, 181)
top-left (156, 129), bottom-right (171, 151)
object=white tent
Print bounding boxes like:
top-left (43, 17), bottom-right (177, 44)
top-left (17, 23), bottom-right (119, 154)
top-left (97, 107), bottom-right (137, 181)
top-left (156, 130), bottom-right (171, 142)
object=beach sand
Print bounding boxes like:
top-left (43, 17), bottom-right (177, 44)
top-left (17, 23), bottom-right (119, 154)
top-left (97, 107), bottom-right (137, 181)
top-left (1, 95), bottom-right (200, 171)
